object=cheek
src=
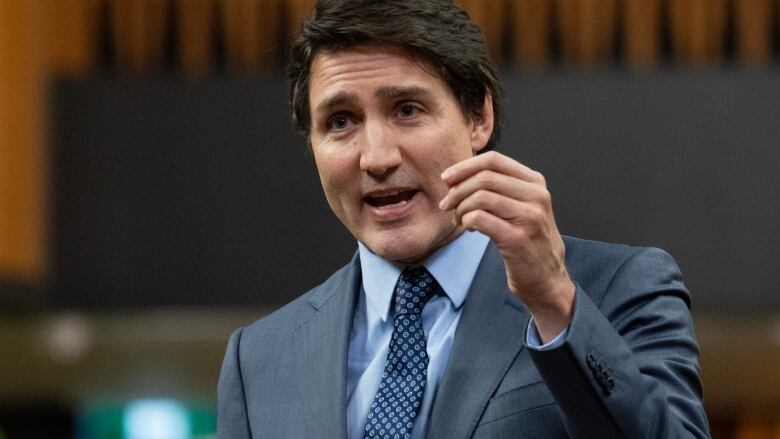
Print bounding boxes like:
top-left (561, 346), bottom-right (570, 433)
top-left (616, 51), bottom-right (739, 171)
top-left (432, 137), bottom-right (472, 172)
top-left (315, 153), bottom-right (357, 205)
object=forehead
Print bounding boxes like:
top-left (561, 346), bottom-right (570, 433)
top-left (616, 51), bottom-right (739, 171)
top-left (308, 45), bottom-right (451, 109)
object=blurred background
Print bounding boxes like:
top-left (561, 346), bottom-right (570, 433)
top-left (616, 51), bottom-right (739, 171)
top-left (1, 0), bottom-right (780, 437)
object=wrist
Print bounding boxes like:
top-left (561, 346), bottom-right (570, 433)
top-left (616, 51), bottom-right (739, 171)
top-left (525, 279), bottom-right (575, 343)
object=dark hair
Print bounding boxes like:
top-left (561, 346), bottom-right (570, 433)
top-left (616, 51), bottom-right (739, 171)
top-left (286, 0), bottom-right (503, 150)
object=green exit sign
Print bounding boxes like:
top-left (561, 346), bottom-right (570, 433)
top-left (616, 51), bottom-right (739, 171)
top-left (77, 399), bottom-right (215, 439)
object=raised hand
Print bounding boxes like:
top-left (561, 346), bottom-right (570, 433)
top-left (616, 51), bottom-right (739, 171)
top-left (439, 151), bottom-right (575, 342)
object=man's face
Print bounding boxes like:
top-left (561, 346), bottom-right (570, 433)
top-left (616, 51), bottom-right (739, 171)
top-left (308, 45), bottom-right (492, 263)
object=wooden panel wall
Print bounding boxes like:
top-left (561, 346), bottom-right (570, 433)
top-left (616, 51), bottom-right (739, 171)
top-left (48, 0), bottom-right (100, 74)
top-left (30, 0), bottom-right (780, 78)
top-left (109, 0), bottom-right (169, 72)
top-left (623, 0), bottom-right (662, 68)
top-left (734, 0), bottom-right (774, 67)
top-left (511, 0), bottom-right (553, 68)
top-left (220, 0), bottom-right (282, 73)
top-left (175, 0), bottom-right (217, 75)
top-left (458, 0), bottom-right (507, 60)
top-left (0, 0), bottom-right (47, 283)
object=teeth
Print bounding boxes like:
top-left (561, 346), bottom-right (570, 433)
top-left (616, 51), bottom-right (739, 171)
top-left (378, 200), bottom-right (407, 209)
top-left (365, 189), bottom-right (416, 208)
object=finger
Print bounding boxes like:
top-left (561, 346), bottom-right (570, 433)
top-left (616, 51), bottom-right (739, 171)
top-left (439, 169), bottom-right (548, 211)
top-left (453, 189), bottom-right (545, 227)
top-left (441, 151), bottom-right (544, 187)
top-left (460, 208), bottom-right (515, 242)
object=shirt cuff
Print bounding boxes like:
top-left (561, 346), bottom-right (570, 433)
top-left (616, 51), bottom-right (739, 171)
top-left (525, 318), bottom-right (569, 350)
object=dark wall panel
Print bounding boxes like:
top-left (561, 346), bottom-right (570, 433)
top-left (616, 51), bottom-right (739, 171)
top-left (502, 72), bottom-right (780, 311)
top-left (52, 78), bottom-right (353, 308)
top-left (51, 72), bottom-right (780, 310)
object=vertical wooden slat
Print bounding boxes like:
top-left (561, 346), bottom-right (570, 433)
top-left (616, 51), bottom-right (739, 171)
top-left (458, 0), bottom-right (506, 62)
top-left (734, 0), bottom-right (773, 67)
top-left (109, 0), bottom-right (169, 73)
top-left (256, 0), bottom-right (282, 68)
top-left (706, 0), bottom-right (728, 62)
top-left (623, 0), bottom-right (661, 69)
top-left (669, 0), bottom-right (727, 66)
top-left (511, 0), bottom-right (552, 68)
top-left (582, 0), bottom-right (617, 65)
top-left (47, 0), bottom-right (100, 75)
top-left (0, 0), bottom-right (47, 282)
top-left (668, 0), bottom-right (690, 64)
top-left (175, 0), bottom-right (216, 76)
top-left (555, 0), bottom-right (617, 66)
top-left (578, 0), bottom-right (599, 64)
top-left (688, 0), bottom-right (710, 63)
top-left (221, 0), bottom-right (282, 73)
top-left (286, 0), bottom-right (316, 41)
top-left (597, 0), bottom-right (618, 64)
top-left (555, 0), bottom-right (578, 64)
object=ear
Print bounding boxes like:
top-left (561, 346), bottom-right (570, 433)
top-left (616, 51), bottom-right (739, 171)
top-left (469, 92), bottom-right (494, 154)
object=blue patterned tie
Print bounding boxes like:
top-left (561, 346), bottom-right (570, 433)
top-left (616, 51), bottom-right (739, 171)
top-left (364, 266), bottom-right (438, 439)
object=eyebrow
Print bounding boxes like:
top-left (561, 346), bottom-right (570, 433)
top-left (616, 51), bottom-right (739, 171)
top-left (314, 91), bottom-right (359, 116)
top-left (374, 85), bottom-right (434, 101)
top-left (313, 86), bottom-right (435, 116)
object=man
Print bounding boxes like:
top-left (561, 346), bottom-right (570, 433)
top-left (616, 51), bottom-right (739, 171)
top-left (218, 1), bottom-right (710, 437)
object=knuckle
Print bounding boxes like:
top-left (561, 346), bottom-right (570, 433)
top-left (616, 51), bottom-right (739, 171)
top-left (538, 188), bottom-right (552, 205)
top-left (447, 186), bottom-right (462, 202)
top-left (520, 207), bottom-right (545, 230)
top-left (455, 202), bottom-right (469, 219)
top-left (510, 227), bottom-right (528, 243)
top-left (528, 207), bottom-right (545, 224)
top-left (485, 150), bottom-right (501, 165)
top-left (476, 169), bottom-right (494, 186)
top-left (474, 189), bottom-right (492, 203)
top-left (462, 210), bottom-right (482, 227)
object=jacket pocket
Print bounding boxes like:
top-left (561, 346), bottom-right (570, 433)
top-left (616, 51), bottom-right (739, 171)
top-left (477, 380), bottom-right (557, 426)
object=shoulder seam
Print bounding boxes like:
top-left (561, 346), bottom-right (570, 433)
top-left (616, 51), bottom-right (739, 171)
top-left (596, 246), bottom-right (646, 308)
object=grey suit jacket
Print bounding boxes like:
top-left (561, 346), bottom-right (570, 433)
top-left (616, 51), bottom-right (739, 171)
top-left (218, 236), bottom-right (710, 438)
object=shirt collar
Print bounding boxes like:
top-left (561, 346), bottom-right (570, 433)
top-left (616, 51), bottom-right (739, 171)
top-left (358, 231), bottom-right (490, 323)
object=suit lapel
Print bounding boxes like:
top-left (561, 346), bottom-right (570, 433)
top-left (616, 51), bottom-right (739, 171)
top-left (294, 254), bottom-right (361, 439)
top-left (427, 243), bottom-right (530, 439)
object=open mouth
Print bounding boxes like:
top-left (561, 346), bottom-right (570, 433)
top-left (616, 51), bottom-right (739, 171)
top-left (364, 189), bottom-right (418, 208)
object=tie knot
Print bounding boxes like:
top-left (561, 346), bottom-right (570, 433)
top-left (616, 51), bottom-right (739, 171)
top-left (393, 266), bottom-right (437, 316)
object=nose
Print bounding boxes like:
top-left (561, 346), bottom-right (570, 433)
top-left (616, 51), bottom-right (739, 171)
top-left (359, 120), bottom-right (402, 177)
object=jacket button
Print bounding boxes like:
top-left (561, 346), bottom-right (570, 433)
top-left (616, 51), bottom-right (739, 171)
top-left (586, 352), bottom-right (597, 368)
top-left (605, 378), bottom-right (616, 394)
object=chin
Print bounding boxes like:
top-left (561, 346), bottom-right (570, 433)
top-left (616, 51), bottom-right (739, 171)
top-left (357, 228), bottom-right (422, 262)
top-left (363, 222), bottom-right (459, 264)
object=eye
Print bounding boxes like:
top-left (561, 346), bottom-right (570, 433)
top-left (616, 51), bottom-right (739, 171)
top-left (326, 114), bottom-right (352, 131)
top-left (398, 104), bottom-right (419, 118)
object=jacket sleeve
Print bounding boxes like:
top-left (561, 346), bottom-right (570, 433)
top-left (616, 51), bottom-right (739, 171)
top-left (527, 247), bottom-right (710, 438)
top-left (217, 328), bottom-right (253, 439)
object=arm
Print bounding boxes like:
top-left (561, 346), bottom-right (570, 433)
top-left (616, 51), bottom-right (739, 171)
top-left (440, 151), bottom-right (709, 438)
top-left (217, 328), bottom-right (253, 439)
top-left (528, 247), bottom-right (709, 438)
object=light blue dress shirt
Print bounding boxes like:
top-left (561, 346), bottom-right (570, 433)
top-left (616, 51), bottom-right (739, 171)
top-left (346, 231), bottom-right (567, 439)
